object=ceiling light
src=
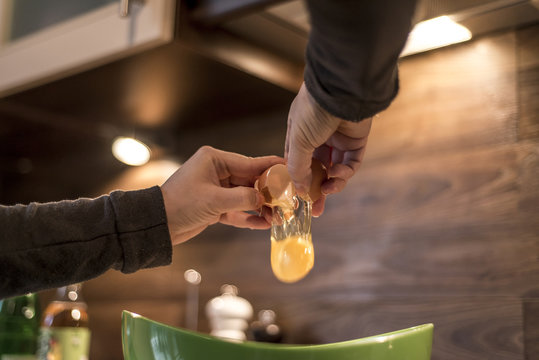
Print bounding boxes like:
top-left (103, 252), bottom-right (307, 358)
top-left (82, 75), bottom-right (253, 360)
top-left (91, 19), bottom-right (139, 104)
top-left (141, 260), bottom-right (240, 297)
top-left (401, 16), bottom-right (472, 57)
top-left (112, 137), bottom-right (151, 166)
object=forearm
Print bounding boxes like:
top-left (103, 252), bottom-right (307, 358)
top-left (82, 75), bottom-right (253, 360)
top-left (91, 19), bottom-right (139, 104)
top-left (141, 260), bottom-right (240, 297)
top-left (0, 186), bottom-right (172, 298)
top-left (305, 0), bottom-right (417, 121)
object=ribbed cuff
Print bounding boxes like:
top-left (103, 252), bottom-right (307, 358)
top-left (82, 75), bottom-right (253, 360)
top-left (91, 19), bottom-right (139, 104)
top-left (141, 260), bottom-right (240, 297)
top-left (110, 186), bottom-right (172, 273)
top-left (304, 63), bottom-right (400, 122)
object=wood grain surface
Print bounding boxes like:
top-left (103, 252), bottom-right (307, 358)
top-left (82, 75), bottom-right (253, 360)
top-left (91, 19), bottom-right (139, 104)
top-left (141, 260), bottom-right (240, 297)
top-left (36, 23), bottom-right (539, 360)
top-left (517, 24), bottom-right (539, 141)
top-left (523, 299), bottom-right (539, 360)
top-left (369, 32), bottom-right (518, 162)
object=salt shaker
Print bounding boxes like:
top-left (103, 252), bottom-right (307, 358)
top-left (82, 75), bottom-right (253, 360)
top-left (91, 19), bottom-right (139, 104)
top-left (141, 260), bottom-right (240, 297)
top-left (205, 285), bottom-right (253, 341)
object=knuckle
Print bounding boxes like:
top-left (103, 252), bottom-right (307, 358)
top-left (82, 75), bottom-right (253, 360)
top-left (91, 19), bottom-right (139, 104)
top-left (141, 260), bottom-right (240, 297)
top-left (198, 145), bottom-right (215, 156)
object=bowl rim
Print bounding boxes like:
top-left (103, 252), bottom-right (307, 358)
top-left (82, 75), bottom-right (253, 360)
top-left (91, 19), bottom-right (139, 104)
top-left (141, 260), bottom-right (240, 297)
top-left (122, 310), bottom-right (433, 351)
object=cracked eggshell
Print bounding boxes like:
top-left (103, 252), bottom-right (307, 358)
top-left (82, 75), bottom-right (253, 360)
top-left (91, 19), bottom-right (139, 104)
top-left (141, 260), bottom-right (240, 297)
top-left (308, 158), bottom-right (327, 202)
top-left (255, 164), bottom-right (295, 207)
top-left (255, 160), bottom-right (327, 206)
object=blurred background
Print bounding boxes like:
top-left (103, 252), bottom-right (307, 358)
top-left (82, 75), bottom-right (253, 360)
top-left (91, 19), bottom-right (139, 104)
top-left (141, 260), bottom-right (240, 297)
top-left (0, 0), bottom-right (538, 359)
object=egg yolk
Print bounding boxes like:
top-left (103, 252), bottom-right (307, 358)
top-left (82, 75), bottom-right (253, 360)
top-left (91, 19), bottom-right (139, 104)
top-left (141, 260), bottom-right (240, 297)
top-left (271, 234), bottom-right (314, 283)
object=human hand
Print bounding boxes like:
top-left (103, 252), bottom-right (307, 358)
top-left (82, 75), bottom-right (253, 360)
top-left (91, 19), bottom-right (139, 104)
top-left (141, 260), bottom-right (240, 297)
top-left (161, 146), bottom-right (284, 246)
top-left (285, 83), bottom-right (372, 216)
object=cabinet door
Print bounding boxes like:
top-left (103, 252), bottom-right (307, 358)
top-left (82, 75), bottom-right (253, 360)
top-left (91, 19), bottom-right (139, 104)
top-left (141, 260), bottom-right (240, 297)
top-left (0, 0), bottom-right (176, 97)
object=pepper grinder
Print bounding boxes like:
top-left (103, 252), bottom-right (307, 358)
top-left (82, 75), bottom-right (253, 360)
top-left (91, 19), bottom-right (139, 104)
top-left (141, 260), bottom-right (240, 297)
top-left (205, 285), bottom-right (253, 341)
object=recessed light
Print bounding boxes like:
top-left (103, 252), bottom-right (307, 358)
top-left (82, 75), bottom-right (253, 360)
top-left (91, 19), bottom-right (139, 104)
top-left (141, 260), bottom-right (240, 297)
top-left (401, 16), bottom-right (472, 57)
top-left (112, 137), bottom-right (151, 166)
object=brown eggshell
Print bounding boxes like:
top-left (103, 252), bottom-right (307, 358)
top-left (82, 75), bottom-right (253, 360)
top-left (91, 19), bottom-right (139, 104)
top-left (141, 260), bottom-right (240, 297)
top-left (308, 158), bottom-right (327, 202)
top-left (257, 160), bottom-right (327, 205)
top-left (256, 164), bottom-right (295, 207)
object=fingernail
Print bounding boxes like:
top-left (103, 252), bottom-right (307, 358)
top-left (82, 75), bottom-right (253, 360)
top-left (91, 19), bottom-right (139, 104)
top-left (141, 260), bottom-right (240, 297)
top-left (321, 184), bottom-right (332, 195)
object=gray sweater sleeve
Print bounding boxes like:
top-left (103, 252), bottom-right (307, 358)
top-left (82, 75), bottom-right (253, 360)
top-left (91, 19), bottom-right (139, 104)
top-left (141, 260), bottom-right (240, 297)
top-left (304, 0), bottom-right (417, 121)
top-left (0, 186), bottom-right (172, 298)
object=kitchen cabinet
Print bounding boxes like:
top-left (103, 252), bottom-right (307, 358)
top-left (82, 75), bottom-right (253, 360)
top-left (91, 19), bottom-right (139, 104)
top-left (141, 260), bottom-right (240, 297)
top-left (0, 0), bottom-right (176, 96)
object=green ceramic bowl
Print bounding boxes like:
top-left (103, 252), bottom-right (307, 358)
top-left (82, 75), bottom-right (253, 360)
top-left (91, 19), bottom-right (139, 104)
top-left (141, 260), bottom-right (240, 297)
top-left (122, 311), bottom-right (433, 360)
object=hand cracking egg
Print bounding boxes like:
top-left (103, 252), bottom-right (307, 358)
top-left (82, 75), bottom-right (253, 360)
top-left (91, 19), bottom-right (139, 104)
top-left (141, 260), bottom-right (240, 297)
top-left (256, 160), bottom-right (327, 283)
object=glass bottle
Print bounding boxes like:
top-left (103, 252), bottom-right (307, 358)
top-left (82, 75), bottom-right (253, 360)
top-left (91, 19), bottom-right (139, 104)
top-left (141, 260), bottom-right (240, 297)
top-left (37, 284), bottom-right (90, 360)
top-left (0, 293), bottom-right (40, 359)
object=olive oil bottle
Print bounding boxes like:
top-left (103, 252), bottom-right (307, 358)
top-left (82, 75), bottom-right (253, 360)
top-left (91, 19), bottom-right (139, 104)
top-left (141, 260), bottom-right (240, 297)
top-left (0, 293), bottom-right (40, 359)
top-left (37, 284), bottom-right (90, 360)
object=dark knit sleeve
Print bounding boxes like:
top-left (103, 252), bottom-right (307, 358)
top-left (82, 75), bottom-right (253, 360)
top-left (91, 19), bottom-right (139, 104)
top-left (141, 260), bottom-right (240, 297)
top-left (304, 0), bottom-right (417, 121)
top-left (0, 186), bottom-right (172, 298)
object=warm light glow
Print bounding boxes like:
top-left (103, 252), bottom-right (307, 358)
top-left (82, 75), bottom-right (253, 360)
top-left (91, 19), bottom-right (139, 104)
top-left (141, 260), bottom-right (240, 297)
top-left (112, 137), bottom-right (151, 166)
top-left (71, 309), bottom-right (81, 321)
top-left (401, 16), bottom-right (472, 57)
top-left (101, 159), bottom-right (181, 193)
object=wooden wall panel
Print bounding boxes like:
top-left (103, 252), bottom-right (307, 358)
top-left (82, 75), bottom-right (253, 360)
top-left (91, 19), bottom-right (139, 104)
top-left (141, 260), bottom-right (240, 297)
top-left (369, 32), bottom-right (518, 162)
top-left (523, 299), bottom-right (539, 360)
top-left (517, 24), bottom-right (539, 140)
top-left (43, 23), bottom-right (539, 360)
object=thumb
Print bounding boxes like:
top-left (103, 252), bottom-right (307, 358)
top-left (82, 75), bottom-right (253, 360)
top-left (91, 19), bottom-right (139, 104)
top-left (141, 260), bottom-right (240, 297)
top-left (286, 84), bottom-right (341, 195)
top-left (287, 144), bottom-right (313, 197)
top-left (214, 186), bottom-right (264, 213)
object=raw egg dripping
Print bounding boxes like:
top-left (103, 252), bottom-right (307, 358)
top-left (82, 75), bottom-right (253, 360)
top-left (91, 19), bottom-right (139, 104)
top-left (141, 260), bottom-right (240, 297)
top-left (256, 160), bottom-right (326, 283)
